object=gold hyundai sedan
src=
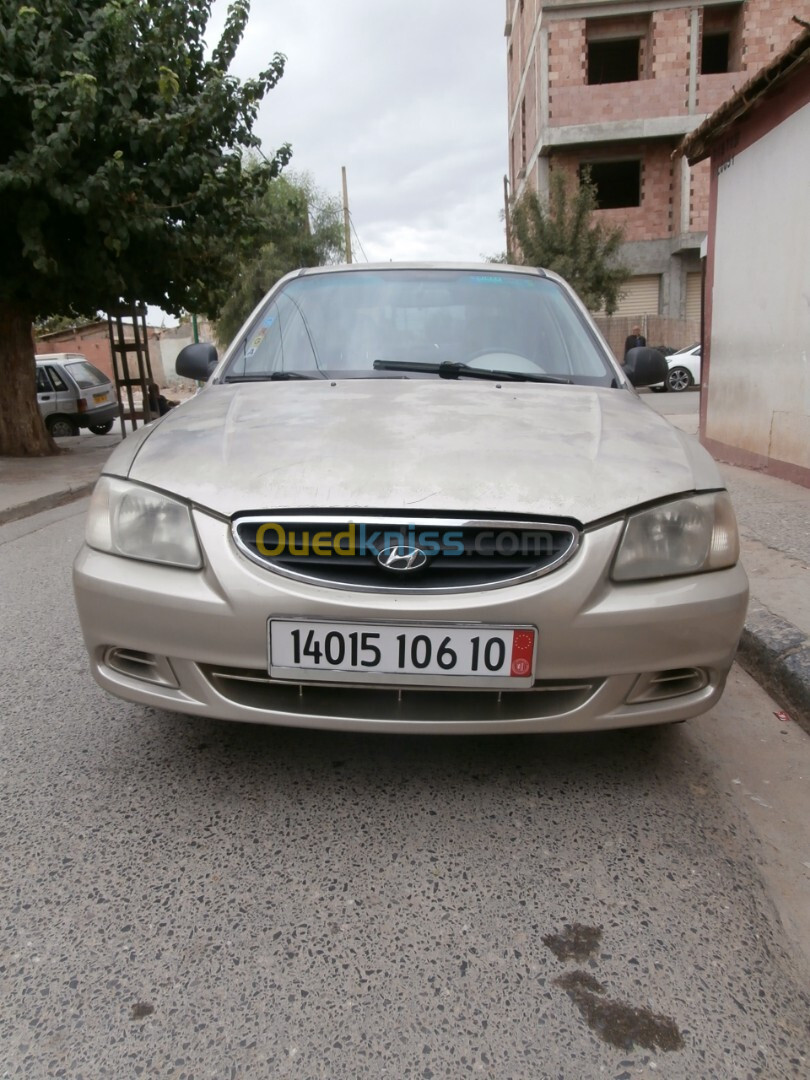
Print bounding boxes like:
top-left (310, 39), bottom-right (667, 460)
top-left (73, 264), bottom-right (748, 733)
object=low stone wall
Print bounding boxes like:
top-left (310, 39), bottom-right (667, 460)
top-left (593, 314), bottom-right (700, 361)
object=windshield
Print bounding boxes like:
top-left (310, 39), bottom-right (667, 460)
top-left (222, 269), bottom-right (617, 386)
top-left (65, 360), bottom-right (109, 389)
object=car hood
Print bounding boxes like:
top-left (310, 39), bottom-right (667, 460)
top-left (113, 380), bottom-right (719, 524)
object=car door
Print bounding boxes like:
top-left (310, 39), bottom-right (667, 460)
top-left (36, 366), bottom-right (56, 421)
top-left (46, 363), bottom-right (77, 416)
top-left (691, 346), bottom-right (702, 383)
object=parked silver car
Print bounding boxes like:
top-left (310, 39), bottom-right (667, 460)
top-left (36, 353), bottom-right (118, 437)
top-left (73, 264), bottom-right (748, 734)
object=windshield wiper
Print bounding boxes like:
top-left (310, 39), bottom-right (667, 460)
top-left (372, 360), bottom-right (572, 384)
top-left (223, 371), bottom-right (322, 383)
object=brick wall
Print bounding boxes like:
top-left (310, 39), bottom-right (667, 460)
top-left (551, 141), bottom-right (676, 245)
top-left (548, 18), bottom-right (586, 89)
top-left (507, 1), bottom-right (799, 236)
top-left (548, 8), bottom-right (692, 122)
top-left (650, 6), bottom-right (691, 87)
top-left (742, 2), bottom-right (801, 70)
top-left (594, 314), bottom-right (700, 360)
top-left (550, 75), bottom-right (690, 125)
top-left (34, 322), bottom-right (184, 386)
top-left (35, 325), bottom-right (115, 380)
top-left (506, 0), bottom-right (540, 182)
top-left (697, 70), bottom-right (742, 113)
top-left (689, 158), bottom-right (711, 232)
top-left (540, 1), bottom-right (800, 133)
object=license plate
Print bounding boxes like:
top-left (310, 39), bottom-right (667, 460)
top-left (269, 620), bottom-right (537, 688)
top-left (93, 392), bottom-right (108, 403)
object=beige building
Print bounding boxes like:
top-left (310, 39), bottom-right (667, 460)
top-left (506, 0), bottom-right (800, 318)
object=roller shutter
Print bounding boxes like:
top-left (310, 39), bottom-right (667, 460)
top-left (685, 272), bottom-right (702, 321)
top-left (614, 275), bottom-right (660, 316)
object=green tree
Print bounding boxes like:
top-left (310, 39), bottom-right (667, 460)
top-left (214, 170), bottom-right (344, 347)
top-left (510, 169), bottom-right (630, 315)
top-left (0, 0), bottom-right (290, 455)
top-left (35, 308), bottom-right (100, 335)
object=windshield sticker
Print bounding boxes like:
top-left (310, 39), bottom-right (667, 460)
top-left (261, 315), bottom-right (276, 327)
top-left (245, 327), bottom-right (269, 359)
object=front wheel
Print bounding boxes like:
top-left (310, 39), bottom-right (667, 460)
top-left (88, 421), bottom-right (114, 435)
top-left (666, 366), bottom-right (692, 392)
top-left (46, 415), bottom-right (79, 437)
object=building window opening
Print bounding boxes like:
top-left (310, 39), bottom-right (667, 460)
top-left (701, 32), bottom-right (730, 74)
top-left (701, 4), bottom-right (743, 73)
top-left (582, 161), bottom-right (641, 209)
top-left (588, 38), bottom-right (640, 84)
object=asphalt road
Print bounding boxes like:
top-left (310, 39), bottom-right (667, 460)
top-left (1, 500), bottom-right (808, 1079)
top-left (639, 386), bottom-right (700, 417)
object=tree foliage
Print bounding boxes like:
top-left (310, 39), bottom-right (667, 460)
top-left (510, 169), bottom-right (630, 315)
top-left (214, 170), bottom-right (344, 347)
top-left (0, 0), bottom-right (290, 454)
top-left (35, 308), bottom-right (100, 335)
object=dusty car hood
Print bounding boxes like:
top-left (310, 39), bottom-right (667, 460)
top-left (116, 380), bottom-right (719, 524)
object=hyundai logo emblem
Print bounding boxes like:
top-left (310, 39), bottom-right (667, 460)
top-left (377, 545), bottom-right (430, 573)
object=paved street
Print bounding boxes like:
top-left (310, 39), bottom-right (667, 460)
top-left (1, 499), bottom-right (808, 1079)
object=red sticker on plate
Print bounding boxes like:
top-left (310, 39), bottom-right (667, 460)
top-left (510, 630), bottom-right (535, 676)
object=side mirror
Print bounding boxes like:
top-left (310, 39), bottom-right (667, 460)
top-left (623, 347), bottom-right (668, 388)
top-left (176, 342), bottom-right (218, 382)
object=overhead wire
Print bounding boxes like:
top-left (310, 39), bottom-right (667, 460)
top-left (348, 212), bottom-right (369, 263)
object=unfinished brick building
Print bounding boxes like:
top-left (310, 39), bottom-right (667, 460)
top-left (505, 0), bottom-right (800, 318)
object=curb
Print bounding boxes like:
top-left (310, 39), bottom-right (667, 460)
top-left (0, 481), bottom-right (95, 527)
top-left (737, 600), bottom-right (810, 736)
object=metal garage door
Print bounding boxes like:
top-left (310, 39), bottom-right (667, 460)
top-left (685, 272), bottom-right (702, 321)
top-left (615, 275), bottom-right (661, 316)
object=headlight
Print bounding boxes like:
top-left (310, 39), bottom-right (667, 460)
top-left (86, 477), bottom-right (202, 569)
top-left (612, 492), bottom-right (739, 581)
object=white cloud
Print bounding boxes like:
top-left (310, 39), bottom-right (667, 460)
top-left (208, 0), bottom-right (509, 262)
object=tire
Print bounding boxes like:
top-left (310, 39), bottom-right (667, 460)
top-left (46, 415), bottom-right (79, 437)
top-left (666, 366), bottom-right (692, 393)
top-left (88, 421), bottom-right (114, 435)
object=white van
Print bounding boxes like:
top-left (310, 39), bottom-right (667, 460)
top-left (36, 354), bottom-right (119, 437)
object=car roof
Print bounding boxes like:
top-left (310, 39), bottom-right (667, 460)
top-left (36, 353), bottom-right (87, 363)
top-left (294, 261), bottom-right (547, 278)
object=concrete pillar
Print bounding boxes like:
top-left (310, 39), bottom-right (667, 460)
top-left (688, 8), bottom-right (699, 113)
top-left (680, 155), bottom-right (691, 236)
top-left (536, 155), bottom-right (550, 200)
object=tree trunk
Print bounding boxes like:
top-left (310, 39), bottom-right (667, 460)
top-left (0, 298), bottom-right (59, 456)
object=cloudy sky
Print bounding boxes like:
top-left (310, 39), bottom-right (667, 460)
top-left (209, 0), bottom-right (509, 263)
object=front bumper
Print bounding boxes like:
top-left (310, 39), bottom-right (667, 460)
top-left (73, 511), bottom-right (749, 734)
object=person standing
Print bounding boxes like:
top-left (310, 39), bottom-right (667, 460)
top-left (623, 325), bottom-right (646, 358)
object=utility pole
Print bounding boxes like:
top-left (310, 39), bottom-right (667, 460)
top-left (503, 175), bottom-right (512, 263)
top-left (341, 166), bottom-right (352, 264)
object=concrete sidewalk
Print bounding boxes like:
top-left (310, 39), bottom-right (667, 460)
top-left (0, 432), bottom-right (122, 525)
top-left (1, 423), bottom-right (808, 731)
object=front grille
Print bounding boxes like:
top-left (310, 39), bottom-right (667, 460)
top-left (232, 513), bottom-right (579, 592)
top-left (201, 665), bottom-right (599, 722)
